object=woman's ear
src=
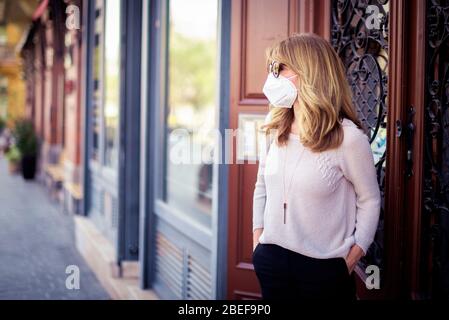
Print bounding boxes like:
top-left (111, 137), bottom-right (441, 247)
top-left (292, 75), bottom-right (299, 88)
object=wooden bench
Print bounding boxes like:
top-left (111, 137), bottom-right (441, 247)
top-left (44, 152), bottom-right (65, 201)
top-left (65, 182), bottom-right (82, 200)
top-left (64, 182), bottom-right (83, 215)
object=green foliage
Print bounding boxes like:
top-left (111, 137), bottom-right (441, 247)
top-left (5, 145), bottom-right (21, 163)
top-left (169, 31), bottom-right (217, 113)
top-left (13, 118), bottom-right (38, 157)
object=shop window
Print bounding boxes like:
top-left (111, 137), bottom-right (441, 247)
top-left (103, 0), bottom-right (120, 168)
top-left (163, 0), bottom-right (219, 228)
top-left (91, 0), bottom-right (103, 161)
top-left (90, 0), bottom-right (120, 169)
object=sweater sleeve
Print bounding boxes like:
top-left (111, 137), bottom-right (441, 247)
top-left (339, 126), bottom-right (381, 255)
top-left (252, 111), bottom-right (273, 232)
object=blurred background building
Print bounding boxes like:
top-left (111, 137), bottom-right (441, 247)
top-left (0, 0), bottom-right (40, 126)
top-left (0, 0), bottom-right (448, 300)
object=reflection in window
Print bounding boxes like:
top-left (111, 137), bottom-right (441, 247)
top-left (103, 0), bottom-right (120, 168)
top-left (164, 0), bottom-right (218, 228)
top-left (91, 0), bottom-right (103, 161)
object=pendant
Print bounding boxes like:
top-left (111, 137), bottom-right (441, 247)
top-left (283, 202), bottom-right (287, 224)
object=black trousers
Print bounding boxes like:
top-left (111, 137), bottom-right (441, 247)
top-left (252, 243), bottom-right (357, 300)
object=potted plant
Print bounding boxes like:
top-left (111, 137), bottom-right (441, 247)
top-left (0, 117), bottom-right (5, 136)
top-left (5, 145), bottom-right (21, 174)
top-left (13, 119), bottom-right (39, 180)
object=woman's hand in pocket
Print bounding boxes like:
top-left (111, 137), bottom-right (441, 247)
top-left (253, 228), bottom-right (263, 251)
top-left (344, 244), bottom-right (365, 274)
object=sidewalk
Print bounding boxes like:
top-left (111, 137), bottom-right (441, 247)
top-left (0, 157), bottom-right (109, 300)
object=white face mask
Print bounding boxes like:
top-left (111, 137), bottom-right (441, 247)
top-left (262, 73), bottom-right (298, 108)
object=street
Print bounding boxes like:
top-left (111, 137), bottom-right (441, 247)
top-left (0, 158), bottom-right (109, 300)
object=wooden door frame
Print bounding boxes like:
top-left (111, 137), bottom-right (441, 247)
top-left (402, 0), bottom-right (426, 299)
top-left (383, 0), bottom-right (407, 299)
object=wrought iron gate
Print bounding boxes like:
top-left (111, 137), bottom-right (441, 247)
top-left (331, 0), bottom-right (389, 277)
top-left (424, 0), bottom-right (449, 299)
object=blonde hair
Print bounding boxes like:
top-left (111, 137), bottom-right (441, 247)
top-left (262, 33), bottom-right (363, 152)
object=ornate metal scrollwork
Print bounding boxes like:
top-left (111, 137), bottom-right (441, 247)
top-left (424, 0), bottom-right (449, 300)
top-left (331, 0), bottom-right (389, 276)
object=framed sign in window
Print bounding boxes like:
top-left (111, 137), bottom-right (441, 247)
top-left (237, 113), bottom-right (268, 162)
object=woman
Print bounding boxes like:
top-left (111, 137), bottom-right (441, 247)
top-left (252, 33), bottom-right (381, 300)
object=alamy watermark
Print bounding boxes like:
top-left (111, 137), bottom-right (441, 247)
top-left (167, 126), bottom-right (280, 173)
top-left (365, 5), bottom-right (385, 30)
top-left (65, 265), bottom-right (80, 290)
top-left (66, 5), bottom-right (80, 30)
top-left (365, 264), bottom-right (381, 290)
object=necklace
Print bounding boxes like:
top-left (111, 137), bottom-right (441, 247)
top-left (282, 139), bottom-right (305, 224)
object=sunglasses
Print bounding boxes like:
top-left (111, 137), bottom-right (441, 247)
top-left (268, 61), bottom-right (286, 78)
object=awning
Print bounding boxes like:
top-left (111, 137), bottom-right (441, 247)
top-left (32, 0), bottom-right (48, 21)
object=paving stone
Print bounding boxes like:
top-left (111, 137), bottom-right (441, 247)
top-left (0, 158), bottom-right (110, 300)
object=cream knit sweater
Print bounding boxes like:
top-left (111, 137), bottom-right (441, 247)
top-left (252, 112), bottom-right (381, 258)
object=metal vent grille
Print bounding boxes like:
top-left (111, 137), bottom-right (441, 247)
top-left (155, 232), bottom-right (212, 299)
top-left (186, 254), bottom-right (212, 300)
top-left (155, 233), bottom-right (183, 299)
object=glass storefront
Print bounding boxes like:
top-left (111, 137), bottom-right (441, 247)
top-left (163, 0), bottom-right (219, 228)
top-left (90, 0), bottom-right (120, 169)
top-left (91, 0), bottom-right (103, 161)
top-left (103, 0), bottom-right (120, 169)
top-left (87, 0), bottom-right (121, 244)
